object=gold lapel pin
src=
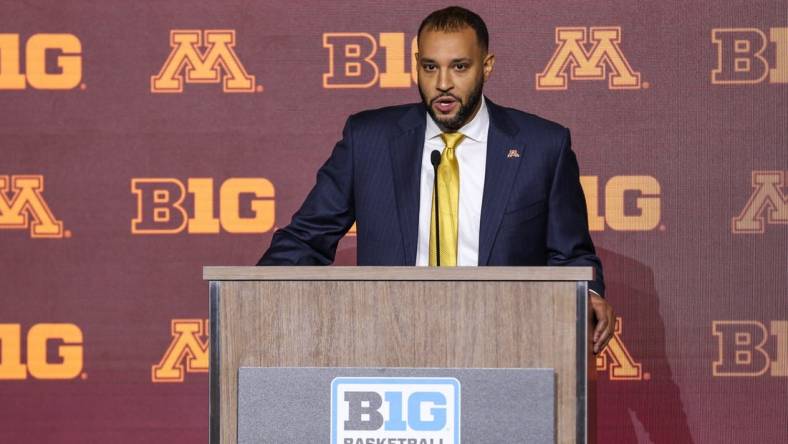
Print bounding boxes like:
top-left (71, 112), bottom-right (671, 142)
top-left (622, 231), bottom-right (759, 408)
top-left (507, 149), bottom-right (520, 159)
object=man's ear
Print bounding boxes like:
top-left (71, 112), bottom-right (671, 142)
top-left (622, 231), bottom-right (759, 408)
top-left (483, 53), bottom-right (495, 81)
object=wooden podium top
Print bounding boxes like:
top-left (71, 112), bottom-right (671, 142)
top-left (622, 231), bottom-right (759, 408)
top-left (203, 266), bottom-right (593, 281)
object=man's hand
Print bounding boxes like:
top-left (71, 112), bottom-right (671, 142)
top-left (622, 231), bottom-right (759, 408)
top-left (590, 292), bottom-right (615, 354)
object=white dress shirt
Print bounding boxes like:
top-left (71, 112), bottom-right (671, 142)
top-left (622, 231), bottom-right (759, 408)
top-left (416, 96), bottom-right (490, 266)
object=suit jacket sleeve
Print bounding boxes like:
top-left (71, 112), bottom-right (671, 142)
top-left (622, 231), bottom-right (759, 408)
top-left (546, 128), bottom-right (606, 296)
top-left (257, 117), bottom-right (356, 265)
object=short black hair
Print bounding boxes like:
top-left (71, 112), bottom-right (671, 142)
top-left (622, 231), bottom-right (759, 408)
top-left (418, 6), bottom-right (489, 53)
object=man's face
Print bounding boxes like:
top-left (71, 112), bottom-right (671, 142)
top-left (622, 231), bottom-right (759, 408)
top-left (416, 26), bottom-right (494, 132)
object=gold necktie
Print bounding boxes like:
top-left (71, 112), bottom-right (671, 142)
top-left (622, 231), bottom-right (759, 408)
top-left (429, 132), bottom-right (465, 266)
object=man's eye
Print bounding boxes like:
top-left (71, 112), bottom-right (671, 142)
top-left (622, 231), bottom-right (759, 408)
top-left (423, 64), bottom-right (436, 71)
top-left (455, 63), bottom-right (467, 71)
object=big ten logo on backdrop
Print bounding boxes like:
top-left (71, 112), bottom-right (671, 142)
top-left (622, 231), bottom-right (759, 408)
top-left (731, 171), bottom-right (787, 234)
top-left (151, 30), bottom-right (261, 93)
top-left (331, 377), bottom-right (460, 444)
top-left (0, 33), bottom-right (83, 90)
top-left (0, 323), bottom-right (85, 380)
top-left (152, 319), bottom-right (208, 383)
top-left (0, 175), bottom-right (69, 238)
top-left (712, 27), bottom-right (787, 84)
top-left (596, 317), bottom-right (647, 381)
top-left (131, 178), bottom-right (275, 234)
top-left (580, 175), bottom-right (662, 232)
top-left (536, 27), bottom-right (644, 90)
top-left (713, 321), bottom-right (787, 377)
top-left (323, 33), bottom-right (417, 88)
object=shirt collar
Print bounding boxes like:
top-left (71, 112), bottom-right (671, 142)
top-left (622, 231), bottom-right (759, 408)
top-left (425, 95), bottom-right (489, 143)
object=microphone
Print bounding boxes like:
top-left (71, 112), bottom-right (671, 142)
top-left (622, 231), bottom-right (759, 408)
top-left (430, 150), bottom-right (442, 266)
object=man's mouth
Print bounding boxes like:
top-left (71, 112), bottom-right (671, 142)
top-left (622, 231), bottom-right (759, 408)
top-left (433, 96), bottom-right (458, 114)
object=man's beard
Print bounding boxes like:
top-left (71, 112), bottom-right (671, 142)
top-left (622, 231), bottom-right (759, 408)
top-left (421, 77), bottom-right (484, 132)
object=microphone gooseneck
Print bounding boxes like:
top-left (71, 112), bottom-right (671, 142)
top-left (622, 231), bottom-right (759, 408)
top-left (431, 150), bottom-right (442, 266)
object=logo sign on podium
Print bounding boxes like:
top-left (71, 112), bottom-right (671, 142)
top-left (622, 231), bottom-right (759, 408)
top-left (237, 367), bottom-right (554, 443)
top-left (331, 377), bottom-right (460, 444)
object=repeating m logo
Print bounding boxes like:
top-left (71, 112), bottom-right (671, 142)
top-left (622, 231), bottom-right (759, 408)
top-left (596, 317), bottom-right (644, 380)
top-left (732, 171), bottom-right (788, 234)
top-left (151, 319), bottom-right (209, 382)
top-left (151, 30), bottom-right (257, 93)
top-left (536, 26), bottom-right (641, 90)
top-left (0, 175), bottom-right (65, 238)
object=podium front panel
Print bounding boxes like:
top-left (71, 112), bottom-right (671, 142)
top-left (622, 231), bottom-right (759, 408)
top-left (237, 367), bottom-right (555, 443)
top-left (206, 266), bottom-right (593, 444)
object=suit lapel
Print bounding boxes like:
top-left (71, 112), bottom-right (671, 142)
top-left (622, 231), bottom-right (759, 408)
top-left (478, 99), bottom-right (525, 265)
top-left (388, 104), bottom-right (426, 265)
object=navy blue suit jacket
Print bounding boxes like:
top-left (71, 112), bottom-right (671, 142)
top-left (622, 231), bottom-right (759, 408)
top-left (258, 97), bottom-right (605, 296)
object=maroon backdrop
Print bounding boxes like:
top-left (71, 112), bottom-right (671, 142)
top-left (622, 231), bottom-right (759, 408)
top-left (1, 1), bottom-right (786, 442)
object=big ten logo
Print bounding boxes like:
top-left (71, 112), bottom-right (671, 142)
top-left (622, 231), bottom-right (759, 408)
top-left (536, 27), bottom-right (643, 90)
top-left (331, 378), bottom-right (460, 444)
top-left (0, 175), bottom-right (68, 238)
top-left (580, 175), bottom-right (661, 232)
top-left (731, 171), bottom-right (787, 234)
top-left (151, 319), bottom-right (208, 383)
top-left (131, 178), bottom-right (275, 235)
top-left (713, 320), bottom-right (787, 377)
top-left (596, 317), bottom-right (646, 381)
top-left (323, 33), bottom-right (417, 89)
top-left (0, 324), bottom-right (84, 380)
top-left (712, 27), bottom-right (787, 84)
top-left (0, 33), bottom-right (82, 90)
top-left (151, 30), bottom-right (261, 93)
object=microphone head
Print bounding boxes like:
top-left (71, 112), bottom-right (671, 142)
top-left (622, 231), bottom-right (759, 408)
top-left (430, 150), bottom-right (441, 167)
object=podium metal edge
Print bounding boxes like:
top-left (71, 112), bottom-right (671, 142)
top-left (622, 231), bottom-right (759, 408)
top-left (209, 281), bottom-right (221, 444)
top-left (576, 280), bottom-right (590, 444)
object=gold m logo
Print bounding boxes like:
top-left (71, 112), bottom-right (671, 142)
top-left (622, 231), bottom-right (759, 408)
top-left (151, 30), bottom-right (258, 93)
top-left (0, 175), bottom-right (65, 238)
top-left (596, 317), bottom-right (645, 380)
top-left (151, 319), bottom-right (209, 382)
top-left (536, 27), bottom-right (641, 90)
top-left (732, 171), bottom-right (788, 233)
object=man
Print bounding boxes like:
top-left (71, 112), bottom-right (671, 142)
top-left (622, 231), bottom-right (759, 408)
top-left (259, 6), bottom-right (614, 353)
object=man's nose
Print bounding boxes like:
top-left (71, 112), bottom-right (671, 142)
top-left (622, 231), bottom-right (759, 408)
top-left (437, 69), bottom-right (453, 92)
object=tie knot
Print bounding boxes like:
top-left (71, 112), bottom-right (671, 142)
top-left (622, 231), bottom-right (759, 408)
top-left (440, 132), bottom-right (465, 150)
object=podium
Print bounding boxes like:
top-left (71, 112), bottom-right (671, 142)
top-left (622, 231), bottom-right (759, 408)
top-left (204, 266), bottom-right (595, 444)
